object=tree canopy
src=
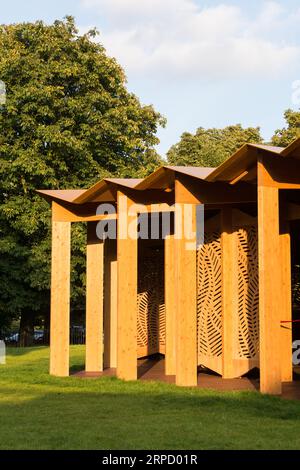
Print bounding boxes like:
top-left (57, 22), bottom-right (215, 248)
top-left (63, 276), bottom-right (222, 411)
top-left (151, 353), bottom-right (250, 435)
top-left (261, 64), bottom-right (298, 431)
top-left (167, 124), bottom-right (262, 167)
top-left (272, 109), bottom-right (300, 147)
top-left (0, 17), bottom-right (165, 338)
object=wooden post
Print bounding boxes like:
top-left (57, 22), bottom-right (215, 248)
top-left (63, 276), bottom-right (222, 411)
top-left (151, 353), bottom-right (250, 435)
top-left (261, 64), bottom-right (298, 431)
top-left (221, 207), bottom-right (238, 379)
top-left (175, 180), bottom-right (197, 386)
top-left (85, 222), bottom-right (104, 372)
top-left (165, 234), bottom-right (176, 375)
top-left (104, 238), bottom-right (118, 369)
top-left (258, 159), bottom-right (282, 394)
top-left (50, 202), bottom-right (71, 377)
top-left (280, 218), bottom-right (293, 382)
top-left (117, 192), bottom-right (138, 380)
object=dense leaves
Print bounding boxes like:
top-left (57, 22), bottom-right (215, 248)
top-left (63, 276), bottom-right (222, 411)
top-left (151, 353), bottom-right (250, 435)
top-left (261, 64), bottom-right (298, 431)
top-left (0, 17), bottom-right (164, 335)
top-left (272, 109), bottom-right (300, 147)
top-left (167, 124), bottom-right (262, 167)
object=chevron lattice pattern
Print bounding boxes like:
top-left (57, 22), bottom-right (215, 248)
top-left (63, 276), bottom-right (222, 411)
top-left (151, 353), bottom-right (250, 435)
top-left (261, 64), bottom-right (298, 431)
top-left (236, 226), bottom-right (259, 360)
top-left (137, 247), bottom-right (165, 358)
top-left (197, 231), bottom-right (223, 372)
top-left (136, 224), bottom-right (259, 372)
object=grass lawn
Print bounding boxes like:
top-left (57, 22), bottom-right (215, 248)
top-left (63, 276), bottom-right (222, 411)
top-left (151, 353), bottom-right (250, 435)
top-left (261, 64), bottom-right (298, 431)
top-left (0, 346), bottom-right (300, 450)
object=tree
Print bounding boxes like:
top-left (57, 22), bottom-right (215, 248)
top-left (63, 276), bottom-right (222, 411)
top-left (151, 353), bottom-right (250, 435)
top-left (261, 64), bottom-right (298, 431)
top-left (272, 109), bottom-right (300, 147)
top-left (0, 17), bottom-right (165, 342)
top-left (167, 124), bottom-right (262, 167)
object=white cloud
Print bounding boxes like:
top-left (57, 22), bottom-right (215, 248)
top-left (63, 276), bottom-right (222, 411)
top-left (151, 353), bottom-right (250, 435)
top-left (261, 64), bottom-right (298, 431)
top-left (80, 0), bottom-right (300, 80)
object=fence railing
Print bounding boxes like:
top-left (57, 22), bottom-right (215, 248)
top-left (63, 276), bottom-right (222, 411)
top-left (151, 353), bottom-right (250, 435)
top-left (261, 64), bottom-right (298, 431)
top-left (4, 328), bottom-right (86, 347)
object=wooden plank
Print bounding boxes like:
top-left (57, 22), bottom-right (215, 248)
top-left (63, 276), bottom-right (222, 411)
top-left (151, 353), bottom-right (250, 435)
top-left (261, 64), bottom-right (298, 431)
top-left (52, 200), bottom-right (117, 223)
top-left (104, 238), bottom-right (118, 369)
top-left (221, 207), bottom-right (238, 379)
top-left (258, 151), bottom-right (300, 189)
top-left (230, 170), bottom-right (249, 185)
top-left (50, 204), bottom-right (71, 377)
top-left (280, 218), bottom-right (293, 382)
top-left (258, 158), bottom-right (282, 394)
top-left (85, 222), bottom-right (104, 372)
top-left (165, 234), bottom-right (176, 375)
top-left (116, 192), bottom-right (138, 380)
top-left (175, 172), bottom-right (257, 205)
top-left (175, 179), bottom-right (197, 386)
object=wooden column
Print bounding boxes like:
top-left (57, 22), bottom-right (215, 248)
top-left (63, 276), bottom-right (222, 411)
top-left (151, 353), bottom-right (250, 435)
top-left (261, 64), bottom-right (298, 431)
top-left (258, 159), bottom-right (282, 394)
top-left (280, 218), bottom-right (293, 382)
top-left (85, 222), bottom-right (104, 372)
top-left (221, 207), bottom-right (238, 379)
top-left (104, 238), bottom-right (118, 369)
top-left (117, 192), bottom-right (138, 380)
top-left (165, 234), bottom-right (176, 376)
top-left (50, 202), bottom-right (71, 377)
top-left (175, 179), bottom-right (198, 386)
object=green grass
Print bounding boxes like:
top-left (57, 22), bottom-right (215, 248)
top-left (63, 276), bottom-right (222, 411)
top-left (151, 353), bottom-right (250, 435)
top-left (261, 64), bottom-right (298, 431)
top-left (0, 347), bottom-right (300, 450)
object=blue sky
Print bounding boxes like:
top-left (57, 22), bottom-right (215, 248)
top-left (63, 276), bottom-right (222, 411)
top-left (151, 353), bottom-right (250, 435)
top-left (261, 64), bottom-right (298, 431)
top-left (2, 0), bottom-right (300, 157)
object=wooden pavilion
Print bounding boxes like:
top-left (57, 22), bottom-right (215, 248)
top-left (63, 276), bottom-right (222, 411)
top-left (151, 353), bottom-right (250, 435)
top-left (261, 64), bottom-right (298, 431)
top-left (37, 137), bottom-right (300, 395)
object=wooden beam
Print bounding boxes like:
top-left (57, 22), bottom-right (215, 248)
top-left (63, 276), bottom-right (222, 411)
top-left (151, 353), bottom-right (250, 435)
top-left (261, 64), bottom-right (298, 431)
top-left (52, 201), bottom-right (117, 223)
top-left (175, 179), bottom-right (198, 386)
top-left (175, 173), bottom-right (257, 205)
top-left (165, 234), bottom-right (176, 376)
top-left (258, 158), bottom-right (282, 394)
top-left (280, 217), bottom-right (293, 382)
top-left (50, 203), bottom-right (71, 377)
top-left (230, 170), bottom-right (249, 185)
top-left (85, 222), bottom-right (104, 372)
top-left (258, 151), bottom-right (300, 189)
top-left (116, 192), bottom-right (138, 380)
top-left (221, 207), bottom-right (238, 379)
top-left (104, 238), bottom-right (118, 369)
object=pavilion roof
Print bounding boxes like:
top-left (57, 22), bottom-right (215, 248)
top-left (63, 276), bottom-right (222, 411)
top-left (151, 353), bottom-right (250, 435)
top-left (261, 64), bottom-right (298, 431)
top-left (37, 137), bottom-right (300, 205)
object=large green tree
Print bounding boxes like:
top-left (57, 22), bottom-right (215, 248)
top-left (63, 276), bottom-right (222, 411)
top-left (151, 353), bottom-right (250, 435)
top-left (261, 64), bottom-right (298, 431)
top-left (272, 109), bottom-right (300, 147)
top-left (0, 17), bottom-right (165, 341)
top-left (167, 124), bottom-right (262, 167)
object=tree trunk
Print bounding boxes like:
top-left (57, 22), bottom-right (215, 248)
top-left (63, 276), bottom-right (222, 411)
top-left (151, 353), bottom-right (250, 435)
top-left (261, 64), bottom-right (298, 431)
top-left (19, 310), bottom-right (35, 347)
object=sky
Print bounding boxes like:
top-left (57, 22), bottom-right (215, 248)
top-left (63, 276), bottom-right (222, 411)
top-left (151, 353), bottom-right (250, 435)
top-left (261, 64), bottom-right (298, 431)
top-left (2, 0), bottom-right (300, 157)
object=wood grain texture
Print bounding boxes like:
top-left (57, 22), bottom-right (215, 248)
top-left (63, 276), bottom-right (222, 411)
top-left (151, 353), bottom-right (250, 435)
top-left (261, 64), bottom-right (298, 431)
top-left (221, 207), bottom-right (238, 379)
top-left (165, 234), bottom-right (176, 375)
top-left (116, 192), bottom-right (138, 380)
top-left (85, 222), bottom-right (104, 372)
top-left (280, 218), bottom-right (293, 382)
top-left (50, 205), bottom-right (71, 377)
top-left (258, 158), bottom-right (282, 394)
top-left (104, 239), bottom-right (118, 369)
top-left (175, 180), bottom-right (197, 386)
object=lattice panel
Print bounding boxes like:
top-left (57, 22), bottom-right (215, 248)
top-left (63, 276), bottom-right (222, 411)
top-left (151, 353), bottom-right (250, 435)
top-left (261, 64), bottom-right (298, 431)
top-left (236, 226), bottom-right (259, 360)
top-left (197, 231), bottom-right (222, 373)
top-left (137, 247), bottom-right (165, 357)
top-left (197, 223), bottom-right (259, 376)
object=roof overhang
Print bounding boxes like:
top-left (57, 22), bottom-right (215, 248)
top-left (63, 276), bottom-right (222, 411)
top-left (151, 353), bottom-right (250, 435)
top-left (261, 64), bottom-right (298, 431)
top-left (136, 166), bottom-right (215, 190)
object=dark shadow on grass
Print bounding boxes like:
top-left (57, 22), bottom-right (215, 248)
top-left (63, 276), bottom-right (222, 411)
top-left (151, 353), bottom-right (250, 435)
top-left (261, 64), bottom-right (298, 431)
top-left (70, 363), bottom-right (85, 374)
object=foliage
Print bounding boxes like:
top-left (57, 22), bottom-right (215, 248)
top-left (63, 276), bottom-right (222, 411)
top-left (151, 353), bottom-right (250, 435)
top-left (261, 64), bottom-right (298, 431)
top-left (0, 17), bottom-right (165, 333)
top-left (272, 109), bottom-right (300, 147)
top-left (167, 124), bottom-right (262, 167)
top-left (1, 347), bottom-right (300, 450)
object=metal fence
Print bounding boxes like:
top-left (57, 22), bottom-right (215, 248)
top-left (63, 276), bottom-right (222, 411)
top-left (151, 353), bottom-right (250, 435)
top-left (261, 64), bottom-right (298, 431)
top-left (4, 327), bottom-right (86, 347)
